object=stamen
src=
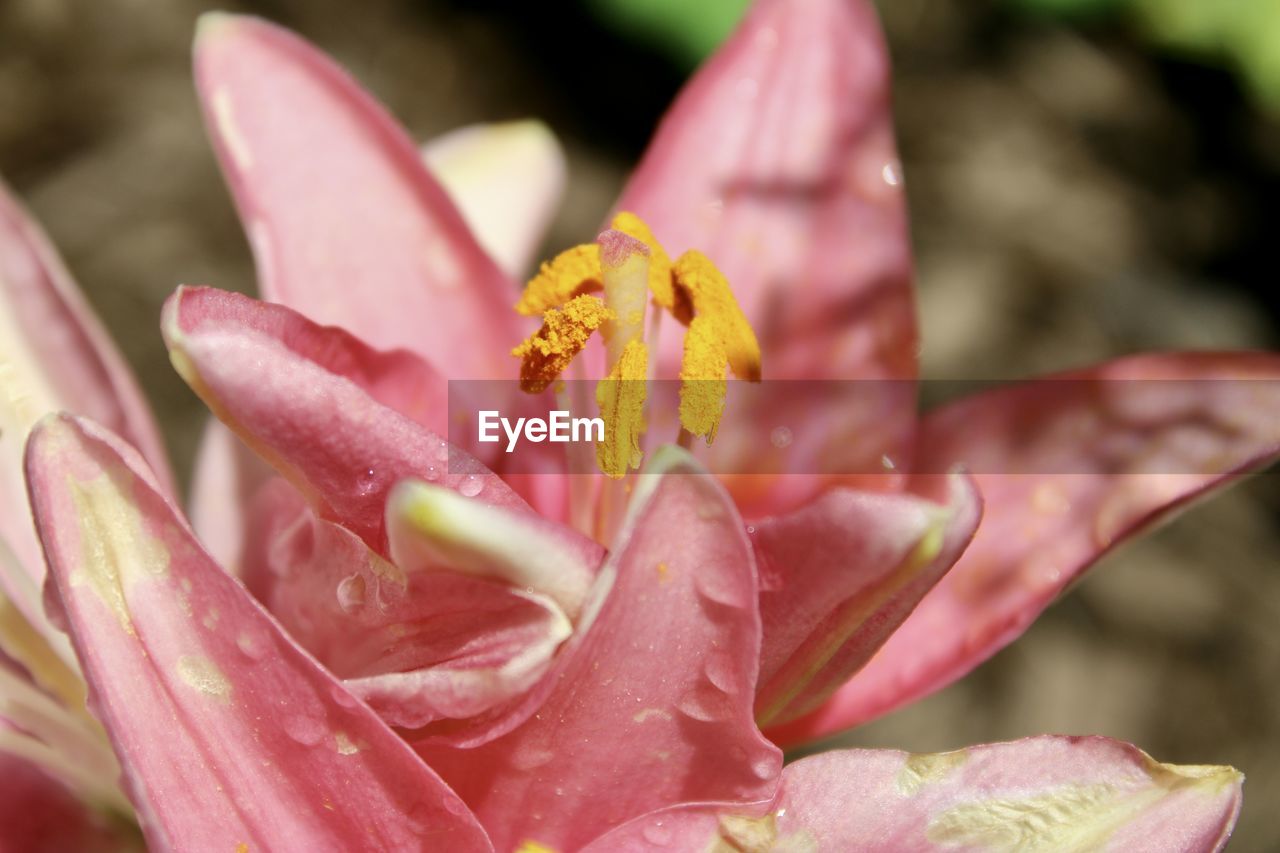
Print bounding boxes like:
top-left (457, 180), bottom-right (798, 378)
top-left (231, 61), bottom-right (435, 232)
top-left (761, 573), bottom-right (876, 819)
top-left (595, 340), bottom-right (648, 479)
top-left (511, 295), bottom-right (612, 393)
top-left (609, 211), bottom-right (677, 315)
top-left (678, 316), bottom-right (727, 443)
top-left (672, 250), bottom-right (761, 381)
top-left (597, 229), bottom-right (651, 370)
top-left (515, 244), bottom-right (602, 316)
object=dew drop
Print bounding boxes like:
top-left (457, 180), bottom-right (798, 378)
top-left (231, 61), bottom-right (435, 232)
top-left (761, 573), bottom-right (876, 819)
top-left (695, 568), bottom-right (743, 608)
top-left (459, 475), bottom-right (483, 498)
top-left (355, 467), bottom-right (379, 496)
top-left (881, 160), bottom-right (902, 187)
top-left (703, 652), bottom-right (737, 693)
top-left (511, 744), bottom-right (554, 770)
top-left (434, 441), bottom-right (450, 462)
top-left (769, 426), bottom-right (792, 449)
top-left (745, 525), bottom-right (756, 535)
top-left (284, 714), bottom-right (326, 747)
top-left (752, 754), bottom-right (778, 780)
top-left (678, 684), bottom-right (727, 722)
top-left (336, 574), bottom-right (367, 613)
top-left (642, 823), bottom-right (673, 846)
top-left (425, 464), bottom-right (439, 482)
top-left (235, 631), bottom-right (266, 661)
top-left (880, 454), bottom-right (896, 471)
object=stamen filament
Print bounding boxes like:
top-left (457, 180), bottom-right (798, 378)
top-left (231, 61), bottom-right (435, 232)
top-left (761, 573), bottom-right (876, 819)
top-left (598, 229), bottom-right (651, 370)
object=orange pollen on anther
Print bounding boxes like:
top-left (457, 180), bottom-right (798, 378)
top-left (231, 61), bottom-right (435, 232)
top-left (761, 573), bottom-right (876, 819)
top-left (511, 295), bottom-right (613, 393)
top-left (515, 244), bottom-right (603, 316)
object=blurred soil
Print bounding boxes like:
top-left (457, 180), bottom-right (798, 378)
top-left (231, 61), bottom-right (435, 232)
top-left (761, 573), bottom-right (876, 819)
top-left (2, 0), bottom-right (1278, 846)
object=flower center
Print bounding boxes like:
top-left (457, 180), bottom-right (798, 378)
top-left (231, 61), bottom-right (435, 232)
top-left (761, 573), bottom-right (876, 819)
top-left (511, 212), bottom-right (762, 480)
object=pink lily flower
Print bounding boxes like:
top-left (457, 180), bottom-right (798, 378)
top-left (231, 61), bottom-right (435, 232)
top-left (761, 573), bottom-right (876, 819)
top-left (2, 0), bottom-right (1277, 849)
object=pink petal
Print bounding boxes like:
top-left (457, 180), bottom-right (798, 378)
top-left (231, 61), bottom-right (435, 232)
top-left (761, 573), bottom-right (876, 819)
top-left (0, 753), bottom-right (134, 853)
top-left (161, 286), bottom-right (531, 552)
top-left (0, 178), bottom-right (171, 644)
top-left (25, 414), bottom-right (492, 851)
top-left (753, 474), bottom-right (980, 732)
top-left (799, 352), bottom-right (1280, 737)
top-left (242, 478), bottom-right (576, 728)
top-left (585, 735), bottom-right (1242, 852)
top-left (617, 0), bottom-right (915, 386)
top-left (417, 449), bottom-right (781, 851)
top-left (193, 13), bottom-right (523, 378)
top-left (188, 418), bottom-right (273, 576)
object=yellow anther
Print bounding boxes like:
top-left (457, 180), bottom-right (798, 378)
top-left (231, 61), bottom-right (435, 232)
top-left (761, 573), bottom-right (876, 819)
top-left (514, 843), bottom-right (559, 853)
top-left (678, 316), bottom-right (727, 442)
top-left (672, 250), bottom-right (761, 382)
top-left (595, 340), bottom-right (648, 479)
top-left (515, 244), bottom-right (602, 316)
top-left (610, 211), bottom-right (677, 314)
top-left (511, 295), bottom-right (613, 393)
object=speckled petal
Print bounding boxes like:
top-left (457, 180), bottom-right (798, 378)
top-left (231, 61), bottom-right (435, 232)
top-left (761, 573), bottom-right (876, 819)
top-left (25, 414), bottom-right (493, 852)
top-left (617, 0), bottom-right (915, 388)
top-left (193, 13), bottom-right (522, 378)
top-left (423, 120), bottom-right (566, 278)
top-left (585, 735), bottom-right (1242, 853)
top-left (753, 474), bottom-right (980, 732)
top-left (417, 448), bottom-right (780, 852)
top-left (242, 478), bottom-right (576, 729)
top-left (798, 352), bottom-right (1280, 737)
top-left (0, 178), bottom-right (171, 657)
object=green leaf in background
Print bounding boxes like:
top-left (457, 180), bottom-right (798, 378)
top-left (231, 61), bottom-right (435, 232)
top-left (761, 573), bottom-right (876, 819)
top-left (1012, 0), bottom-right (1280, 112)
top-left (581, 0), bottom-right (751, 68)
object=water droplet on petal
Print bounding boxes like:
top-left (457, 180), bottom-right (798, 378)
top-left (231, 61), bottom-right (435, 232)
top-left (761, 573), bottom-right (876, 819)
top-left (459, 475), bottom-right (483, 498)
top-left (425, 464), bottom-right (439, 482)
top-left (704, 652), bottom-right (738, 693)
top-left (284, 714), bottom-right (326, 747)
top-left (336, 574), bottom-right (367, 613)
top-left (881, 160), bottom-right (902, 186)
top-left (752, 754), bottom-right (778, 780)
top-left (770, 426), bottom-right (792, 448)
top-left (678, 684), bottom-right (728, 722)
top-left (356, 467), bottom-right (379, 496)
top-left (880, 454), bottom-right (896, 471)
top-left (236, 631), bottom-right (266, 661)
top-left (642, 823), bottom-right (673, 846)
top-left (695, 568), bottom-right (744, 608)
top-left (511, 744), bottom-right (554, 770)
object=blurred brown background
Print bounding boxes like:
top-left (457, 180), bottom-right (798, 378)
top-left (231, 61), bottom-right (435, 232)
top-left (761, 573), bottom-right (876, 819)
top-left (2, 0), bottom-right (1278, 847)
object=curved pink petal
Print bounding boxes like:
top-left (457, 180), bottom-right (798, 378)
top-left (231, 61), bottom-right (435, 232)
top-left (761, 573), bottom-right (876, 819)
top-left (753, 474), bottom-right (980, 732)
top-left (585, 735), bottom-right (1242, 852)
top-left (797, 352), bottom-right (1280, 737)
top-left (242, 478), bottom-right (575, 729)
top-left (618, 0), bottom-right (915, 387)
top-left (417, 449), bottom-right (781, 851)
top-left (25, 414), bottom-right (492, 851)
top-left (161, 287), bottom-right (539, 552)
top-left (0, 178), bottom-right (171, 642)
top-left (0, 753), bottom-right (135, 853)
top-left (193, 13), bottom-right (523, 378)
top-left (188, 418), bottom-right (273, 576)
